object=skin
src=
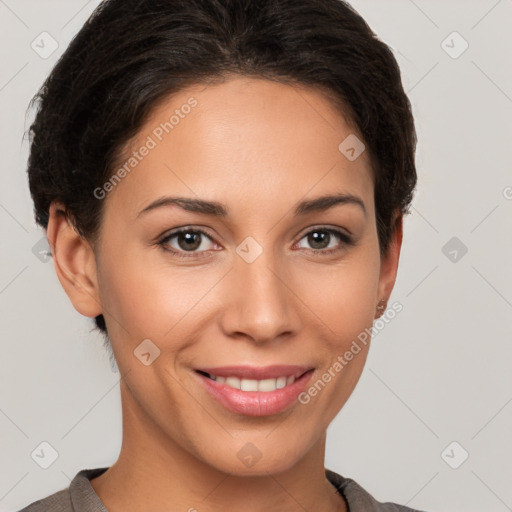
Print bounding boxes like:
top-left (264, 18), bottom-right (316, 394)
top-left (47, 75), bottom-right (402, 512)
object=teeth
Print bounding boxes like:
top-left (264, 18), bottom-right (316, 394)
top-left (225, 377), bottom-right (240, 389)
top-left (241, 379), bottom-right (259, 391)
top-left (207, 374), bottom-right (297, 392)
top-left (276, 376), bottom-right (287, 389)
top-left (259, 378), bottom-right (279, 391)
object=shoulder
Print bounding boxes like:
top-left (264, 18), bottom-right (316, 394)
top-left (16, 489), bottom-right (71, 512)
top-left (16, 467), bottom-right (109, 512)
top-left (326, 468), bottom-right (429, 512)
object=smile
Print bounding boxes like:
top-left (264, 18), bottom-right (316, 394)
top-left (197, 371), bottom-right (297, 392)
top-left (194, 365), bottom-right (315, 417)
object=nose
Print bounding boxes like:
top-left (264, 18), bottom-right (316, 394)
top-left (218, 245), bottom-right (301, 344)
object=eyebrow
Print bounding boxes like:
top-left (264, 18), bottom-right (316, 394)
top-left (137, 193), bottom-right (366, 219)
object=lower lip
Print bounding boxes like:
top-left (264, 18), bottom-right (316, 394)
top-left (195, 370), bottom-right (314, 417)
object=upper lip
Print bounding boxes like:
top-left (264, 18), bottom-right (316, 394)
top-left (195, 365), bottom-right (313, 380)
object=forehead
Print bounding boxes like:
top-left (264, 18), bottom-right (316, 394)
top-left (106, 76), bottom-right (374, 220)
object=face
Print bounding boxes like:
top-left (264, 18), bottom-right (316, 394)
top-left (53, 75), bottom-right (400, 475)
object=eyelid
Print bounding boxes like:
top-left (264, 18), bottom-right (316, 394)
top-left (157, 226), bottom-right (217, 254)
top-left (296, 223), bottom-right (352, 239)
top-left (156, 224), bottom-right (354, 258)
top-left (293, 226), bottom-right (354, 253)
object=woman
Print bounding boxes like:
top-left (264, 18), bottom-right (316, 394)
top-left (20, 0), bottom-right (422, 510)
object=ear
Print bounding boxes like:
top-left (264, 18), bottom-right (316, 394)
top-left (375, 210), bottom-right (403, 316)
top-left (46, 202), bottom-right (102, 319)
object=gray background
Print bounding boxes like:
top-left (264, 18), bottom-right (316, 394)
top-left (1, 1), bottom-right (511, 511)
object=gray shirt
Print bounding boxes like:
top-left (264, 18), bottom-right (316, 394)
top-left (18, 467), bottom-right (427, 511)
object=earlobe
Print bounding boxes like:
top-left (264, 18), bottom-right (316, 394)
top-left (375, 211), bottom-right (403, 315)
top-left (46, 202), bottom-right (102, 319)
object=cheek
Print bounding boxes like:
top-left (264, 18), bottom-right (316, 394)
top-left (297, 249), bottom-right (380, 338)
top-left (96, 246), bottom-right (221, 344)
top-left (295, 249), bottom-right (380, 410)
top-left (95, 243), bottom-right (159, 349)
top-left (96, 259), bottom-right (153, 339)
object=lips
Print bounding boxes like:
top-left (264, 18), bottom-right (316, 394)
top-left (193, 365), bottom-right (315, 416)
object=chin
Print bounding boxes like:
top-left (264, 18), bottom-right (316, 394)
top-left (198, 435), bottom-right (313, 477)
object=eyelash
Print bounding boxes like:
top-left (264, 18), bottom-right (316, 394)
top-left (156, 226), bottom-right (354, 259)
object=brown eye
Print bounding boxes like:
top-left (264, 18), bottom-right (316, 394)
top-left (296, 227), bottom-right (353, 255)
top-left (158, 228), bottom-right (217, 258)
top-left (307, 230), bottom-right (332, 250)
top-left (176, 231), bottom-right (202, 251)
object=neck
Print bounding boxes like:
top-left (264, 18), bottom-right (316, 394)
top-left (90, 381), bottom-right (346, 512)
